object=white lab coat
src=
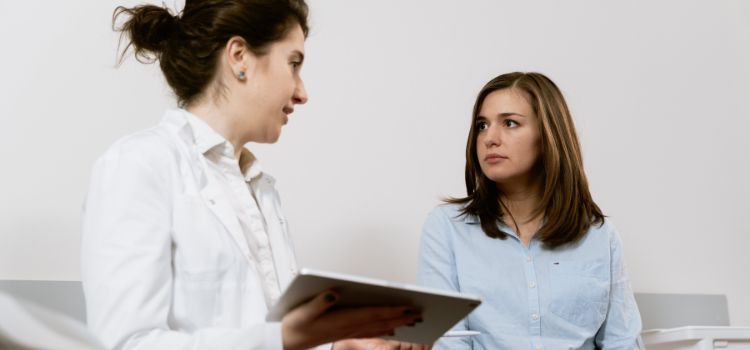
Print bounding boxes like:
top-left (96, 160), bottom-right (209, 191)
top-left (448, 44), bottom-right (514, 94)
top-left (81, 109), bottom-right (307, 349)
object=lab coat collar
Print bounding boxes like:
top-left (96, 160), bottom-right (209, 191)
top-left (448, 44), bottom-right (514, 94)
top-left (159, 109), bottom-right (290, 291)
top-left (161, 109), bottom-right (267, 183)
top-left (158, 109), bottom-right (255, 265)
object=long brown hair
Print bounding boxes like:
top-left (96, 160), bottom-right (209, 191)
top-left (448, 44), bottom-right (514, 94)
top-left (448, 72), bottom-right (604, 248)
top-left (113, 0), bottom-right (309, 107)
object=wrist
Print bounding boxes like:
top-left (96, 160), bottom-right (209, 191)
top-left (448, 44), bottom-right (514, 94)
top-left (282, 323), bottom-right (301, 350)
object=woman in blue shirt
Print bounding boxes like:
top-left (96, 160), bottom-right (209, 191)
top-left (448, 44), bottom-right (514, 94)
top-left (417, 72), bottom-right (644, 349)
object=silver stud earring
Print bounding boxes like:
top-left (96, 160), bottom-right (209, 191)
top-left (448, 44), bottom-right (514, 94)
top-left (238, 71), bottom-right (246, 81)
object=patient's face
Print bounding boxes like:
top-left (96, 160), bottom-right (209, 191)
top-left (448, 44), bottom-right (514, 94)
top-left (475, 88), bottom-right (541, 186)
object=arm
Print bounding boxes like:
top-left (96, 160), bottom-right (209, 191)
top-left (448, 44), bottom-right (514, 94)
top-left (81, 145), bottom-right (283, 350)
top-left (416, 207), bottom-right (471, 350)
top-left (594, 225), bottom-right (645, 350)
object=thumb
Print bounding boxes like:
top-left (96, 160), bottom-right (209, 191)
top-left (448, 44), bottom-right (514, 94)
top-left (296, 290), bottom-right (339, 322)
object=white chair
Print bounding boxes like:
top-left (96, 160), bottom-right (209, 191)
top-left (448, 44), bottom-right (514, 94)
top-left (0, 281), bottom-right (102, 349)
top-left (635, 293), bottom-right (750, 350)
top-left (0, 280), bottom-right (86, 322)
top-left (635, 293), bottom-right (730, 330)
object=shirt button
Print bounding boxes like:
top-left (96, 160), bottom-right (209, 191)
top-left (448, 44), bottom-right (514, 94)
top-left (526, 256), bottom-right (532, 263)
top-left (536, 345), bottom-right (543, 350)
top-left (529, 282), bottom-right (537, 289)
top-left (531, 313), bottom-right (539, 320)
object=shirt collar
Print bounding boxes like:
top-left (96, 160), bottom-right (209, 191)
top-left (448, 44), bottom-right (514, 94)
top-left (181, 109), bottom-right (264, 182)
top-left (239, 150), bottom-right (263, 182)
top-left (462, 213), bottom-right (480, 224)
top-left (458, 208), bottom-right (545, 242)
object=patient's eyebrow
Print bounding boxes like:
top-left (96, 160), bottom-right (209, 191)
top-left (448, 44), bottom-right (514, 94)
top-left (498, 112), bottom-right (526, 118)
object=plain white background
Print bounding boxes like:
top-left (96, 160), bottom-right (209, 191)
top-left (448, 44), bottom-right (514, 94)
top-left (1, 0), bottom-right (749, 325)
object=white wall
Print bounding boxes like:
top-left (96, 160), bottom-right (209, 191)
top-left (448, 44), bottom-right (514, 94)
top-left (1, 0), bottom-right (749, 325)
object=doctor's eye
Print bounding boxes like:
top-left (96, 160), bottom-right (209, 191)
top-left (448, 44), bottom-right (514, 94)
top-left (476, 120), bottom-right (489, 131)
top-left (504, 119), bottom-right (519, 128)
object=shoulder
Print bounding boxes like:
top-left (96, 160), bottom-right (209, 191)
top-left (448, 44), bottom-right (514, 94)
top-left (421, 203), bottom-right (479, 241)
top-left (425, 203), bottom-right (476, 224)
top-left (106, 125), bottom-right (175, 158)
top-left (584, 217), bottom-right (627, 254)
top-left (95, 124), bottom-right (181, 171)
top-left (597, 217), bottom-right (621, 240)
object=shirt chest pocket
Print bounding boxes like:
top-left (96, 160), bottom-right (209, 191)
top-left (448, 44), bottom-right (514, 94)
top-left (172, 194), bottom-right (237, 281)
top-left (547, 260), bottom-right (610, 330)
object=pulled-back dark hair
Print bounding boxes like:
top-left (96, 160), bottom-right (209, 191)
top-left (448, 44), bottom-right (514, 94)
top-left (114, 0), bottom-right (309, 106)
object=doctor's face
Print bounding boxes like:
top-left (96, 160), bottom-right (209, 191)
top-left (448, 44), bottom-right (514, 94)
top-left (476, 88), bottom-right (542, 187)
top-left (241, 24), bottom-right (308, 143)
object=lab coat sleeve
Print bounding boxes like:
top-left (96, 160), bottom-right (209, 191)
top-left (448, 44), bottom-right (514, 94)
top-left (416, 206), bottom-right (471, 350)
top-left (81, 141), bottom-right (284, 350)
top-left (594, 223), bottom-right (645, 350)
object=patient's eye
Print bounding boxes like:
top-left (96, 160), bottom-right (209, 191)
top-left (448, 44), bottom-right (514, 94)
top-left (504, 119), bottom-right (519, 128)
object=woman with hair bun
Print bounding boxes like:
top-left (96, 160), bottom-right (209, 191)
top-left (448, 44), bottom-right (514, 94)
top-left (81, 1), bottom-right (429, 349)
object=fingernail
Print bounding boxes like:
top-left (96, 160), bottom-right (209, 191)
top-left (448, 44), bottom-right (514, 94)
top-left (324, 293), bottom-right (336, 303)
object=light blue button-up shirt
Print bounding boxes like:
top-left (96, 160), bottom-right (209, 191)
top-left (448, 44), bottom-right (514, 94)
top-left (417, 204), bottom-right (644, 350)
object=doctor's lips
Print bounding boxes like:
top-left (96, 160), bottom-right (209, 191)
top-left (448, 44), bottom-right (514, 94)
top-left (282, 106), bottom-right (294, 115)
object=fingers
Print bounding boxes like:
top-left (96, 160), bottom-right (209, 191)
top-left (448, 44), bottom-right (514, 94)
top-left (294, 290), bottom-right (339, 324)
top-left (341, 314), bottom-right (425, 343)
top-left (344, 328), bottom-right (396, 340)
top-left (399, 343), bottom-right (432, 350)
top-left (284, 301), bottom-right (424, 348)
top-left (333, 306), bottom-right (421, 324)
top-left (328, 312), bottom-right (422, 339)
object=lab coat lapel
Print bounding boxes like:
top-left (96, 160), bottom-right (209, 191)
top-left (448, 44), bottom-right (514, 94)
top-left (168, 110), bottom-right (253, 263)
top-left (199, 179), bottom-right (252, 261)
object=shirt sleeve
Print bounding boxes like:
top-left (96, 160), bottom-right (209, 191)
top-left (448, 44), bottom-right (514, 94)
top-left (416, 206), bottom-right (472, 350)
top-left (81, 142), bottom-right (284, 350)
top-left (594, 224), bottom-right (645, 350)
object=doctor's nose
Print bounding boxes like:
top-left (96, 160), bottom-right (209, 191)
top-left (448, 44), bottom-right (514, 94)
top-left (293, 80), bottom-right (308, 105)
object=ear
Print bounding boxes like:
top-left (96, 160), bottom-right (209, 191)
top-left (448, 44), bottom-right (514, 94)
top-left (224, 36), bottom-right (252, 81)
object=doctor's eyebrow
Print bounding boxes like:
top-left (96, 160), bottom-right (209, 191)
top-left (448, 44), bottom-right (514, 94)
top-left (290, 50), bottom-right (305, 63)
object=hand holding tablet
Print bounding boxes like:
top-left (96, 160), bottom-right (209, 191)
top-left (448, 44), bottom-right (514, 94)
top-left (267, 268), bottom-right (482, 344)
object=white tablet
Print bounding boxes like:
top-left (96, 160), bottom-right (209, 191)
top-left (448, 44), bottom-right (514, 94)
top-left (266, 268), bottom-right (481, 344)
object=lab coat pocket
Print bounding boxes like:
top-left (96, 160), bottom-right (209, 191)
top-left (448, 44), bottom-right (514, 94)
top-left (172, 194), bottom-right (235, 284)
top-left (548, 260), bottom-right (610, 330)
